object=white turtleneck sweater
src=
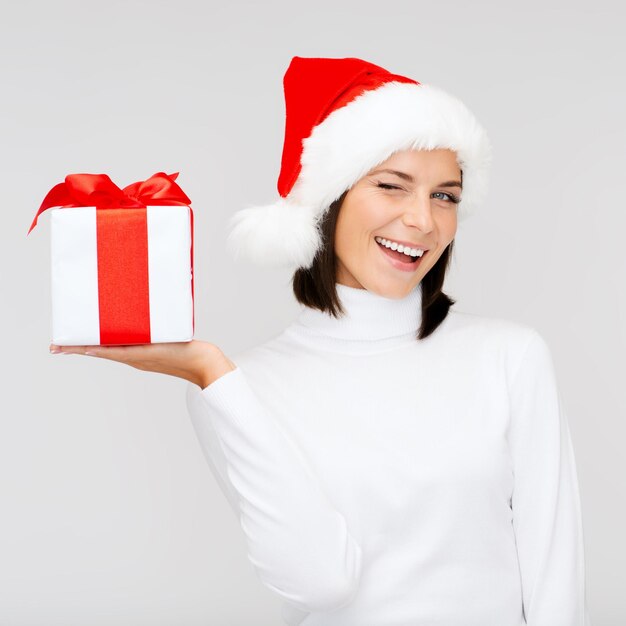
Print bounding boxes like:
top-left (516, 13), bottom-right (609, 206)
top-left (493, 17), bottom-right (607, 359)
top-left (185, 283), bottom-right (592, 626)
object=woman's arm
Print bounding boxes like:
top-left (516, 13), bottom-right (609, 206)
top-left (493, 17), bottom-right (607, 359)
top-left (186, 364), bottom-right (363, 614)
top-left (507, 329), bottom-right (592, 626)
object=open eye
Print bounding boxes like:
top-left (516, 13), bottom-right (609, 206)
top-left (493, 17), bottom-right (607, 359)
top-left (432, 191), bottom-right (460, 204)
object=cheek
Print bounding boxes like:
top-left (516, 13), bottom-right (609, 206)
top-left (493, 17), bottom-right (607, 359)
top-left (358, 197), bottom-right (389, 231)
top-left (335, 197), bottom-right (381, 251)
top-left (436, 211), bottom-right (458, 243)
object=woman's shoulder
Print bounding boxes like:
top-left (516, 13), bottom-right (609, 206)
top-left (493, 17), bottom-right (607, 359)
top-left (445, 307), bottom-right (544, 355)
top-left (229, 326), bottom-right (301, 371)
top-left (229, 309), bottom-right (546, 377)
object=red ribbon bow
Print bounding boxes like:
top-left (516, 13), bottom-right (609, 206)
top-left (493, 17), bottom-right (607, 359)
top-left (27, 171), bottom-right (191, 235)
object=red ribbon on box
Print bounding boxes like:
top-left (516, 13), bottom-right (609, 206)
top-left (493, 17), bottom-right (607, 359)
top-left (28, 172), bottom-right (195, 345)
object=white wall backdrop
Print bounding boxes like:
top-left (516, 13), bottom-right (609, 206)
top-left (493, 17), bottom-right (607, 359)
top-left (2, 0), bottom-right (623, 624)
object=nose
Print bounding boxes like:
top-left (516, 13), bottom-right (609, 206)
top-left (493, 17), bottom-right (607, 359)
top-left (401, 193), bottom-right (435, 233)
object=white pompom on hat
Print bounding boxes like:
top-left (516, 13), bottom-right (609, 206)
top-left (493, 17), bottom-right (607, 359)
top-left (226, 56), bottom-right (492, 270)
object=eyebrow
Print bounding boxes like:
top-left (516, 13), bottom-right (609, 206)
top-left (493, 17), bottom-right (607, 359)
top-left (369, 168), bottom-right (463, 189)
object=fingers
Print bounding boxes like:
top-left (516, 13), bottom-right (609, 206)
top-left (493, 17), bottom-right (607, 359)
top-left (48, 343), bottom-right (147, 365)
top-left (49, 344), bottom-right (106, 357)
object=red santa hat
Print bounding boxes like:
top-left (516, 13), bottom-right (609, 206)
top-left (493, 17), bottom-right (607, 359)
top-left (226, 55), bottom-right (492, 269)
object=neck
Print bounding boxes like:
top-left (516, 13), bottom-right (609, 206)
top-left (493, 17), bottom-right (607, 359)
top-left (291, 283), bottom-right (423, 348)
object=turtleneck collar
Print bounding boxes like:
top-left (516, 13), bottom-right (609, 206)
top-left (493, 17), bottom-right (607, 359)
top-left (291, 282), bottom-right (423, 344)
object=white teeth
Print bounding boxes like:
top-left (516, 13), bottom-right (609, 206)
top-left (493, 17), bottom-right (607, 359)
top-left (374, 236), bottom-right (425, 258)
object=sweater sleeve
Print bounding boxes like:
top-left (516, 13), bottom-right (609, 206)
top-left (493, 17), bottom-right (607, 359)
top-left (507, 329), bottom-right (592, 626)
top-left (185, 366), bottom-right (363, 614)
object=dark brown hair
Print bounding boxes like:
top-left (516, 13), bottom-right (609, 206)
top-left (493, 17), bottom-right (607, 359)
top-left (291, 189), bottom-right (457, 340)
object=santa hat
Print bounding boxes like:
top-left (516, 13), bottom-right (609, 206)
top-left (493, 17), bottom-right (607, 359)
top-left (226, 55), bottom-right (492, 270)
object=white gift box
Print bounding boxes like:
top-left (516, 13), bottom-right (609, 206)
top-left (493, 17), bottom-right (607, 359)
top-left (50, 205), bottom-right (194, 346)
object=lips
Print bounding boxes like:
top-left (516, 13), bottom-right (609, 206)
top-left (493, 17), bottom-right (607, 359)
top-left (376, 239), bottom-right (427, 273)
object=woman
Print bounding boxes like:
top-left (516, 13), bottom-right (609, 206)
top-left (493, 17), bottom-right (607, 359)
top-left (49, 56), bottom-right (592, 625)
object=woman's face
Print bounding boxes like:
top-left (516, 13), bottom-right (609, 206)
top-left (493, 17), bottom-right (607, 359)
top-left (334, 148), bottom-right (461, 298)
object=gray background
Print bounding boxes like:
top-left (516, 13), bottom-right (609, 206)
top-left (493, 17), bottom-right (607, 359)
top-left (2, 0), bottom-right (623, 623)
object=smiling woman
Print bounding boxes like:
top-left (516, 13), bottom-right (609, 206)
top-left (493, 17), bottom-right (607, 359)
top-left (291, 147), bottom-right (465, 339)
top-left (334, 148), bottom-right (461, 299)
top-left (183, 55), bottom-right (592, 626)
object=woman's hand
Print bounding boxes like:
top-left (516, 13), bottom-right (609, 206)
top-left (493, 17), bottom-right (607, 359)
top-left (48, 340), bottom-right (236, 390)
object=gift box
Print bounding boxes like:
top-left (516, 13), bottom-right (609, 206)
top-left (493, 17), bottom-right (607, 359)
top-left (28, 172), bottom-right (195, 346)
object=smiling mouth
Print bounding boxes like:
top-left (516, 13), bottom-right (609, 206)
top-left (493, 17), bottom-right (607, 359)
top-left (375, 239), bottom-right (423, 263)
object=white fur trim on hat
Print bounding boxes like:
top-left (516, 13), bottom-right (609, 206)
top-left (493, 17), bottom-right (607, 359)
top-left (228, 81), bottom-right (493, 270)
